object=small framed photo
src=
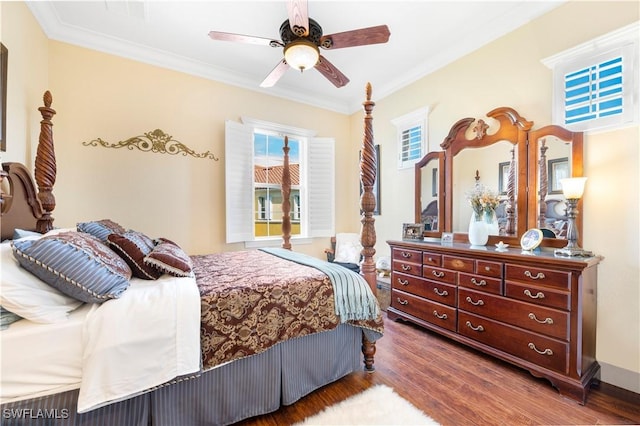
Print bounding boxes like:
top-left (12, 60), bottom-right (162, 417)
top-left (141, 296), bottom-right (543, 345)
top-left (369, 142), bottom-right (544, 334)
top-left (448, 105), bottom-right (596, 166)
top-left (402, 223), bottom-right (423, 240)
top-left (520, 228), bottom-right (543, 251)
top-left (441, 232), bottom-right (454, 245)
top-left (498, 161), bottom-right (510, 195)
top-left (548, 157), bottom-right (569, 194)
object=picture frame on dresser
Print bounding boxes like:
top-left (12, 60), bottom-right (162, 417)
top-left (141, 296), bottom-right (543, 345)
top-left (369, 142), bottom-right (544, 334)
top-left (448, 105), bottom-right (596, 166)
top-left (402, 223), bottom-right (423, 240)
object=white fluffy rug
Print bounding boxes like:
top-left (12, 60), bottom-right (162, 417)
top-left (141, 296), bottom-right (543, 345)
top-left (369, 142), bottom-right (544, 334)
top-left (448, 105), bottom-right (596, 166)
top-left (294, 384), bottom-right (440, 425)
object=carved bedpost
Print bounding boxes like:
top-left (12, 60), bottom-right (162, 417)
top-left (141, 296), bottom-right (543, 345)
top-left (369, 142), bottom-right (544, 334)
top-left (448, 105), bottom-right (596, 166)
top-left (359, 83), bottom-right (377, 295)
top-left (281, 136), bottom-right (292, 250)
top-left (35, 90), bottom-right (57, 233)
top-left (538, 139), bottom-right (548, 228)
top-left (505, 148), bottom-right (516, 235)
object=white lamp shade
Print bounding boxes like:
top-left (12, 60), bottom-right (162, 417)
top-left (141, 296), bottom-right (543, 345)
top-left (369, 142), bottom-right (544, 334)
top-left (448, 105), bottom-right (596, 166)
top-left (284, 40), bottom-right (319, 71)
top-left (560, 177), bottom-right (587, 199)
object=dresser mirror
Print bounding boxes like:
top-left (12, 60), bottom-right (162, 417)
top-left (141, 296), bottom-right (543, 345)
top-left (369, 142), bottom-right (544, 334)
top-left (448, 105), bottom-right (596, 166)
top-left (414, 151), bottom-right (444, 237)
top-left (527, 125), bottom-right (584, 247)
top-left (441, 108), bottom-right (532, 242)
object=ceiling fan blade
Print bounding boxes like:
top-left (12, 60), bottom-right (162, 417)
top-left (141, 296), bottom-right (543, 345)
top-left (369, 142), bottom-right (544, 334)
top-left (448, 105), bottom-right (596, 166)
top-left (320, 25), bottom-right (390, 50)
top-left (208, 31), bottom-right (279, 47)
top-left (287, 0), bottom-right (309, 37)
top-left (260, 59), bottom-right (290, 88)
top-left (315, 55), bottom-right (349, 88)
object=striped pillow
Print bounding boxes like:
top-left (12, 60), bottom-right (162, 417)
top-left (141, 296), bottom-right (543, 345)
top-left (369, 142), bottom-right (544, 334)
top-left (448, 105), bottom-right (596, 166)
top-left (107, 231), bottom-right (161, 280)
top-left (77, 219), bottom-right (126, 243)
top-left (12, 231), bottom-right (132, 303)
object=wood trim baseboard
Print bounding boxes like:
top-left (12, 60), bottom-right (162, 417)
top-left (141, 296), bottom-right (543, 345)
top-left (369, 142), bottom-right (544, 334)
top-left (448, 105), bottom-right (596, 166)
top-left (596, 381), bottom-right (640, 406)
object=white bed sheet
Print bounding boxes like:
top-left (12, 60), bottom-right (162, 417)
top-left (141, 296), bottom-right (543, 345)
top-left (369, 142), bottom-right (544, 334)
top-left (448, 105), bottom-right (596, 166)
top-left (0, 303), bottom-right (92, 402)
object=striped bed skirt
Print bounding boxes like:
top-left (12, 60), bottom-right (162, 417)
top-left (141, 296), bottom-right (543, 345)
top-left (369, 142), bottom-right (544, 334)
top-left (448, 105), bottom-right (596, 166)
top-left (1, 324), bottom-right (363, 426)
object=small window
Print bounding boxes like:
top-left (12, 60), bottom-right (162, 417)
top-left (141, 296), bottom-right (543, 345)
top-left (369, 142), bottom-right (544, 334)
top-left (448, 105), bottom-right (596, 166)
top-left (392, 107), bottom-right (429, 169)
top-left (543, 22), bottom-right (638, 133)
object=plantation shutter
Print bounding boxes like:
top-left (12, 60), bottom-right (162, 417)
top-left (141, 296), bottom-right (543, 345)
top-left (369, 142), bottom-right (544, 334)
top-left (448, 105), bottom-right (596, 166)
top-left (563, 55), bottom-right (624, 125)
top-left (307, 137), bottom-right (335, 237)
top-left (400, 125), bottom-right (422, 162)
top-left (225, 120), bottom-right (254, 243)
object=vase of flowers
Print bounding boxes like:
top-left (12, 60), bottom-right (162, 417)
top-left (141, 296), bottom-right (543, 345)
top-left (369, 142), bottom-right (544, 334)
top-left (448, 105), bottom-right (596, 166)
top-left (466, 184), bottom-right (500, 245)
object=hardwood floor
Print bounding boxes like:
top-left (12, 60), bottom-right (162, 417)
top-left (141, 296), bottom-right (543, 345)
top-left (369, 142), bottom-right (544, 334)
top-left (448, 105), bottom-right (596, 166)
top-left (237, 313), bottom-right (640, 425)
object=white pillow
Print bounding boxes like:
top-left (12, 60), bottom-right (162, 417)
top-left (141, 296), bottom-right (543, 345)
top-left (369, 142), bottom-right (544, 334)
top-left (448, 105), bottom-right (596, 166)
top-left (0, 241), bottom-right (83, 323)
top-left (333, 233), bottom-right (363, 264)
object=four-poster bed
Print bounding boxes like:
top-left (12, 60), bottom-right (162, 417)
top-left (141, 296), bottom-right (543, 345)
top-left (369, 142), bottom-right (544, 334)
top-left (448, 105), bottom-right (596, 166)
top-left (0, 86), bottom-right (382, 425)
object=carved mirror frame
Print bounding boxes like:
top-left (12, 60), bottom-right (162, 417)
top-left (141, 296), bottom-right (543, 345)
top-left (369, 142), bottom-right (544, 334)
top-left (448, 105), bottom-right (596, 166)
top-left (527, 125), bottom-right (584, 248)
top-left (440, 107), bottom-right (532, 244)
top-left (414, 151), bottom-right (444, 238)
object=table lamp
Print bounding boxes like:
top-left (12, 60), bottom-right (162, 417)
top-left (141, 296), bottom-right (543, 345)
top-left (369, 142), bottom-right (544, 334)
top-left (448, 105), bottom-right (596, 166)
top-left (554, 177), bottom-right (593, 257)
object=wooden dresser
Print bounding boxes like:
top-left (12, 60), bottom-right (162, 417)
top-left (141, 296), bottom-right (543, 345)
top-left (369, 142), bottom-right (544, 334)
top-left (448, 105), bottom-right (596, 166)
top-left (387, 239), bottom-right (602, 404)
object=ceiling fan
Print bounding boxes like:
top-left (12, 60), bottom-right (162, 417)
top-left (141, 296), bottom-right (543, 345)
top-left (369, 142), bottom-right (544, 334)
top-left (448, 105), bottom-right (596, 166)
top-left (208, 0), bottom-right (390, 88)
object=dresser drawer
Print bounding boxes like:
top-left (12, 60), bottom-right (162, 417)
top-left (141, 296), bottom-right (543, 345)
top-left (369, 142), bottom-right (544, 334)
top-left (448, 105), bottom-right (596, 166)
top-left (505, 264), bottom-right (570, 290)
top-left (476, 260), bottom-right (503, 278)
top-left (392, 247), bottom-right (422, 263)
top-left (458, 288), bottom-right (569, 340)
top-left (393, 271), bottom-right (456, 306)
top-left (505, 281), bottom-right (571, 311)
top-left (392, 289), bottom-right (457, 332)
top-left (422, 265), bottom-right (457, 284)
top-left (422, 251), bottom-right (442, 267)
top-left (392, 259), bottom-right (422, 277)
top-left (458, 272), bottom-right (502, 295)
top-left (443, 255), bottom-right (474, 273)
top-left (458, 311), bottom-right (568, 374)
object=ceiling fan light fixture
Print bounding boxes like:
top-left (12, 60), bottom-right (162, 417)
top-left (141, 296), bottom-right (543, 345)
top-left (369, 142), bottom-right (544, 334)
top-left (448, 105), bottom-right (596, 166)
top-left (284, 39), bottom-right (319, 72)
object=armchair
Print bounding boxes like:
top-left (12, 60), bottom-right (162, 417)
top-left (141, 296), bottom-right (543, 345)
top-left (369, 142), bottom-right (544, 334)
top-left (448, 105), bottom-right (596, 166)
top-left (324, 233), bottom-right (362, 273)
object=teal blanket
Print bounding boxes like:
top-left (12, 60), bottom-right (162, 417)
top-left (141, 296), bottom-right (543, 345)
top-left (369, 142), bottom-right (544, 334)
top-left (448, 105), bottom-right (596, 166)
top-left (260, 248), bottom-right (380, 322)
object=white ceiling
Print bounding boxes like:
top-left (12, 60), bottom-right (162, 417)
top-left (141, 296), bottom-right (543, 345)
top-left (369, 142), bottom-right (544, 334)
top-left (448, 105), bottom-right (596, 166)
top-left (27, 1), bottom-right (564, 114)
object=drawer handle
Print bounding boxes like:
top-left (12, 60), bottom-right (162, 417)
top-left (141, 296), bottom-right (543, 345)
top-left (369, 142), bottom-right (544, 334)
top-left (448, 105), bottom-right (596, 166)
top-left (528, 342), bottom-right (553, 356)
top-left (427, 257), bottom-right (434, 263)
top-left (524, 270), bottom-right (545, 280)
top-left (396, 298), bottom-right (408, 306)
top-left (401, 251), bottom-right (412, 258)
top-left (433, 310), bottom-right (448, 320)
top-left (401, 264), bottom-right (412, 271)
top-left (465, 296), bottom-right (484, 306)
top-left (431, 270), bottom-right (445, 278)
top-left (524, 289), bottom-right (545, 299)
top-left (528, 313), bottom-right (553, 325)
top-left (471, 278), bottom-right (487, 286)
top-left (397, 278), bottom-right (409, 286)
top-left (433, 288), bottom-right (449, 297)
top-left (465, 321), bottom-right (484, 332)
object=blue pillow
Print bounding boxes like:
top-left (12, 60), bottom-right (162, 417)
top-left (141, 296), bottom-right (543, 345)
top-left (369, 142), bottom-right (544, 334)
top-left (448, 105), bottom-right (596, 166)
top-left (77, 219), bottom-right (126, 243)
top-left (0, 306), bottom-right (23, 330)
top-left (13, 229), bottom-right (42, 240)
top-left (12, 231), bottom-right (132, 304)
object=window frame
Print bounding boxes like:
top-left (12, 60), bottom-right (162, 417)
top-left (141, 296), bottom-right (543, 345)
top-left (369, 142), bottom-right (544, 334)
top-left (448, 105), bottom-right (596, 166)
top-left (542, 21), bottom-right (639, 133)
top-left (392, 107), bottom-right (429, 170)
top-left (225, 117), bottom-right (335, 247)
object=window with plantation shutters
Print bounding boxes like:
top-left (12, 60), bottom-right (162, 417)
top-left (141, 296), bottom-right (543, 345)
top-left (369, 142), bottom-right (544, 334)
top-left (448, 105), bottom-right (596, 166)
top-left (392, 107), bottom-right (429, 170)
top-left (225, 118), bottom-right (335, 245)
top-left (543, 22), bottom-right (638, 133)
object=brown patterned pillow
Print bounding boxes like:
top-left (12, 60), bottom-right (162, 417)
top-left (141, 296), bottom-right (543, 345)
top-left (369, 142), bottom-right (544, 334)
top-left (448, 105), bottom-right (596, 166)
top-left (107, 231), bottom-right (162, 280)
top-left (144, 238), bottom-right (193, 277)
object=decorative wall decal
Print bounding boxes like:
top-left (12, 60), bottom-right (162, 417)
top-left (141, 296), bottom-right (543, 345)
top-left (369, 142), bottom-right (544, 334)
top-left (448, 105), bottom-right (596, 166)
top-left (83, 129), bottom-right (219, 160)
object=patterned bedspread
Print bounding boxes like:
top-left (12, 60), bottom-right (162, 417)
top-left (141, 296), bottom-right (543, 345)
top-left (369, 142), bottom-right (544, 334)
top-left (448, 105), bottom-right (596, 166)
top-left (192, 249), bottom-right (384, 371)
